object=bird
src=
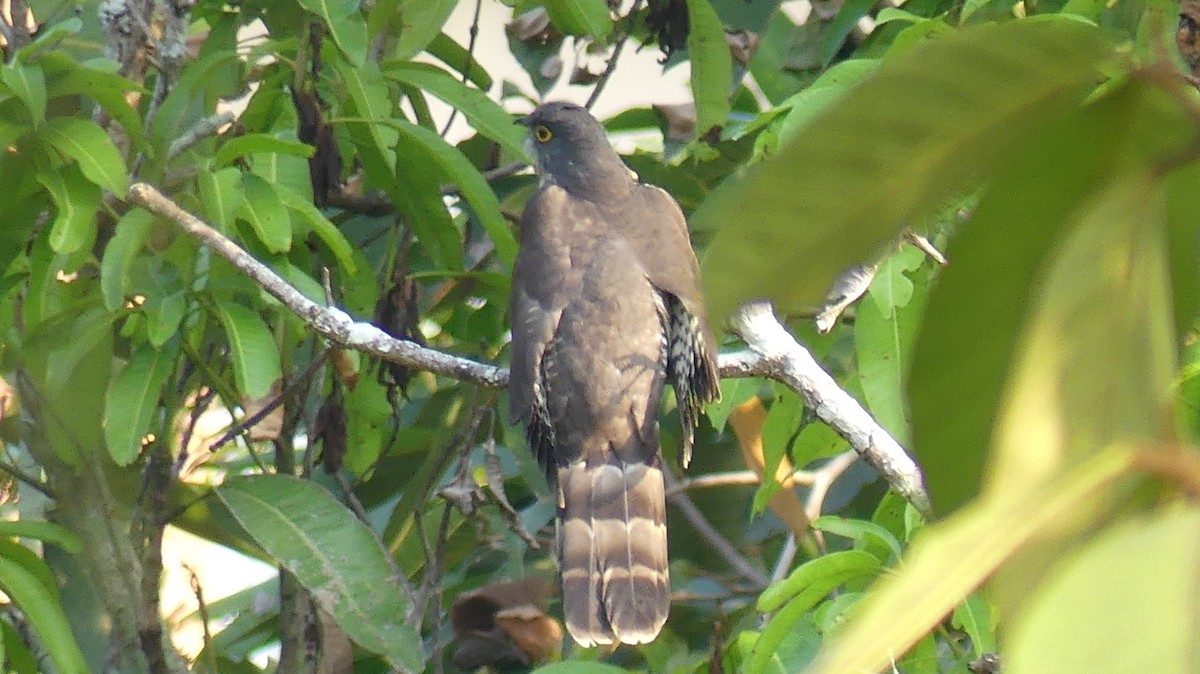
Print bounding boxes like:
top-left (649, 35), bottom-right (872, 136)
top-left (507, 101), bottom-right (720, 647)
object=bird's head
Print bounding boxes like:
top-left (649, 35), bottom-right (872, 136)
top-left (517, 102), bottom-right (629, 194)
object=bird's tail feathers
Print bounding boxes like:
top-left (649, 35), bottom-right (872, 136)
top-left (557, 459), bottom-right (669, 647)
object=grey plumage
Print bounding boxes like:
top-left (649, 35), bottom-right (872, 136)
top-left (508, 102), bottom-right (719, 647)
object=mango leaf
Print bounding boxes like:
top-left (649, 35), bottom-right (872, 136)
top-left (758, 550), bottom-right (882, 612)
top-left (216, 132), bottom-right (315, 167)
top-left (390, 0), bottom-right (457, 58)
top-left (952, 592), bottom-right (996, 656)
top-left (686, 0), bottom-right (732, 137)
top-left (811, 516), bottom-right (903, 563)
top-left (216, 475), bottom-right (421, 673)
top-left (908, 84), bottom-right (1150, 512)
top-left (104, 341), bottom-right (178, 465)
top-left (387, 118), bottom-right (517, 266)
top-left (855, 249), bottom-right (927, 445)
top-left (0, 555), bottom-right (91, 674)
top-left (426, 32), bottom-right (494, 90)
top-left (773, 58), bottom-right (878, 148)
top-left (42, 117), bottom-right (128, 196)
top-left (751, 551), bottom-right (882, 674)
top-left (0, 521), bottom-right (80, 554)
top-left (1, 63), bottom-right (45, 125)
top-left (1007, 508), bottom-right (1200, 674)
top-left (238, 173), bottom-right (292, 253)
top-left (14, 16), bottom-right (81, 63)
top-left (298, 0), bottom-right (367, 65)
top-left (198, 167), bottom-right (243, 232)
top-left (382, 61), bottom-right (528, 159)
top-left (41, 54), bottom-right (148, 150)
top-left (101, 208), bottom-right (154, 310)
top-left (36, 162), bottom-right (101, 255)
top-left (214, 303), bottom-right (281, 400)
top-left (276, 186), bottom-right (358, 274)
top-left (697, 20), bottom-right (1112, 321)
top-left (537, 0), bottom-right (612, 38)
top-left (336, 58), bottom-right (399, 185)
top-left (821, 0), bottom-right (876, 65)
top-left (804, 446), bottom-right (1136, 674)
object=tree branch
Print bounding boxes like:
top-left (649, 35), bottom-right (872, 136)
top-left (126, 182), bottom-right (932, 516)
top-left (730, 302), bottom-right (933, 517)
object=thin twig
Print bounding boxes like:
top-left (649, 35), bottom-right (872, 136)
top-left (167, 111), bottom-right (236, 160)
top-left (664, 471), bottom-right (769, 588)
top-left (768, 534), bottom-right (797, 585)
top-left (183, 563), bottom-right (219, 674)
top-left (666, 468), bottom-right (817, 495)
top-left (440, 0), bottom-right (483, 137)
top-left (209, 351), bottom-right (331, 453)
top-left (585, 0), bottom-right (645, 110)
top-left (0, 460), bottom-right (54, 499)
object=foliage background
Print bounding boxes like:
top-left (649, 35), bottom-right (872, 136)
top-left (0, 0), bottom-right (1198, 673)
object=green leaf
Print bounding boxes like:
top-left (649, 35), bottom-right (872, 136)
top-left (297, 0), bottom-right (368, 65)
top-left (215, 475), bottom-right (421, 672)
top-left (36, 162), bottom-right (101, 254)
top-left (804, 447), bottom-right (1136, 674)
top-left (216, 132), bottom-right (315, 167)
top-left (952, 592), bottom-right (996, 656)
top-left (811, 516), bottom-right (903, 563)
top-left (336, 58), bottom-right (399, 184)
top-left (214, 303), bottom-right (281, 400)
top-left (752, 551), bottom-right (882, 674)
top-left (276, 186), bottom-right (358, 274)
top-left (698, 20), bottom-right (1112, 322)
top-left (387, 118), bottom-right (517, 266)
top-left (686, 0), bottom-right (732, 137)
top-left (0, 521), bottom-right (81, 554)
top-left (538, 0), bottom-right (612, 38)
top-left (821, 0), bottom-right (876, 66)
top-left (42, 117), bottom-right (128, 196)
top-left (198, 166), bottom-right (244, 233)
top-left (14, 16), bottom-right (82, 63)
top-left (2, 63), bottom-right (45, 125)
top-left (774, 59), bottom-right (878, 148)
top-left (706, 377), bottom-right (764, 432)
top-left (908, 87), bottom-right (1131, 512)
top-left (758, 550), bottom-right (882, 612)
top-left (392, 0), bottom-right (457, 58)
top-left (238, 173), bottom-right (292, 253)
top-left (41, 55), bottom-right (148, 150)
top-left (751, 392), bottom-right (802, 515)
top-left (100, 209), bottom-right (154, 311)
top-left (426, 32), bottom-right (494, 90)
top-left (855, 248), bottom-right (927, 445)
top-left (382, 61), bottom-right (528, 159)
top-left (104, 341), bottom-right (178, 465)
top-left (0, 556), bottom-right (91, 674)
top-left (1007, 508), bottom-right (1200, 674)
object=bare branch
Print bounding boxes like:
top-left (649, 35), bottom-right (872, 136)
top-left (167, 111), bottom-right (236, 160)
top-left (127, 183), bottom-right (931, 515)
top-left (663, 472), bottom-right (769, 588)
top-left (128, 183), bottom-right (506, 388)
top-left (666, 468), bottom-right (817, 495)
top-left (730, 302), bottom-right (933, 517)
top-left (584, 0), bottom-right (644, 110)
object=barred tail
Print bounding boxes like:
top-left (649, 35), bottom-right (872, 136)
top-left (557, 459), bottom-right (669, 647)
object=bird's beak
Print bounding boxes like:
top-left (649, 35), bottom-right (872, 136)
top-left (515, 115), bottom-right (531, 127)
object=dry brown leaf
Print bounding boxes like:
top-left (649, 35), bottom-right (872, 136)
top-left (728, 397), bottom-right (810, 537)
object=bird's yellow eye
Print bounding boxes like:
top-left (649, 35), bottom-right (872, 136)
top-left (533, 124), bottom-right (553, 143)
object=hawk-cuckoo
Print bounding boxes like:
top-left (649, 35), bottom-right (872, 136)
top-left (508, 102), bottom-right (720, 647)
